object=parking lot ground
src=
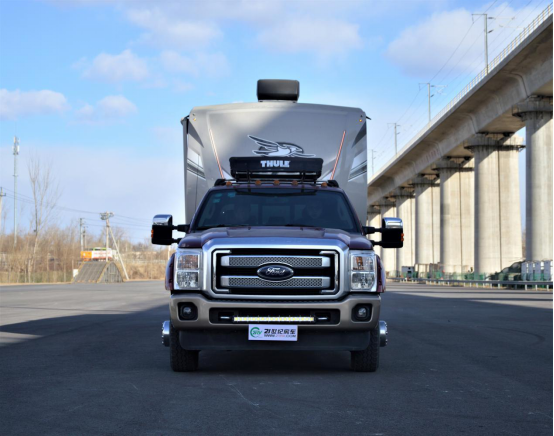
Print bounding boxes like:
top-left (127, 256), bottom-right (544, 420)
top-left (0, 281), bottom-right (552, 435)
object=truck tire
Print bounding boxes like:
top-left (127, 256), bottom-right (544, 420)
top-left (351, 323), bottom-right (380, 372)
top-left (169, 324), bottom-right (199, 372)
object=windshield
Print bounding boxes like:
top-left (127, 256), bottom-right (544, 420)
top-left (193, 188), bottom-right (360, 233)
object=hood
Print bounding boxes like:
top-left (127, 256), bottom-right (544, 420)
top-left (178, 226), bottom-right (373, 250)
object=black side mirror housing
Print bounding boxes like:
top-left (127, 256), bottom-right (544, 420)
top-left (151, 214), bottom-right (189, 245)
top-left (380, 217), bottom-right (403, 248)
top-left (367, 218), bottom-right (404, 248)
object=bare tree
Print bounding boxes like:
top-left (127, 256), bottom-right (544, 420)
top-left (27, 154), bottom-right (61, 275)
top-left (0, 202), bottom-right (8, 236)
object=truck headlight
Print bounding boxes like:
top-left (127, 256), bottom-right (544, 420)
top-left (350, 251), bottom-right (377, 292)
top-left (175, 250), bottom-right (202, 290)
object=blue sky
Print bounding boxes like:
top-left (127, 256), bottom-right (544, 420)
top-left (1, 0), bottom-right (549, 241)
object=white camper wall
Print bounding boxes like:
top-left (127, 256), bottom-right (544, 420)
top-left (184, 101), bottom-right (368, 225)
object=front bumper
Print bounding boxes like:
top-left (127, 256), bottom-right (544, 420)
top-left (169, 293), bottom-right (381, 331)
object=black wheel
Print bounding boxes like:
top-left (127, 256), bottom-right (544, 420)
top-left (169, 324), bottom-right (199, 372)
top-left (351, 323), bottom-right (380, 372)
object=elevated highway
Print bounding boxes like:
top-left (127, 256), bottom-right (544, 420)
top-left (368, 6), bottom-right (553, 278)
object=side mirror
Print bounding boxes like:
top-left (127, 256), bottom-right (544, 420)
top-left (380, 218), bottom-right (403, 248)
top-left (152, 214), bottom-right (190, 245)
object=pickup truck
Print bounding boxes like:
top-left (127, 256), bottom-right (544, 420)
top-left (152, 80), bottom-right (403, 372)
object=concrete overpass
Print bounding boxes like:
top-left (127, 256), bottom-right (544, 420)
top-left (368, 5), bottom-right (553, 278)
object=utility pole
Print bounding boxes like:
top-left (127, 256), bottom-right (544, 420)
top-left (0, 187), bottom-right (5, 233)
top-left (13, 136), bottom-right (19, 247)
top-left (371, 149), bottom-right (376, 175)
top-left (388, 123), bottom-right (400, 155)
top-left (473, 14), bottom-right (493, 74)
top-left (100, 212), bottom-right (114, 262)
top-left (79, 218), bottom-right (87, 252)
top-left (108, 225), bottom-right (129, 280)
top-left (419, 83), bottom-right (447, 124)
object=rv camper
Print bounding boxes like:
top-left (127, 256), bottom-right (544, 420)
top-left (152, 80), bottom-right (403, 372)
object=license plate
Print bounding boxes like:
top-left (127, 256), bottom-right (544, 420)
top-left (248, 324), bottom-right (298, 341)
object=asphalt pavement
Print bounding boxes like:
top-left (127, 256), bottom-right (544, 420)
top-left (0, 281), bottom-right (552, 435)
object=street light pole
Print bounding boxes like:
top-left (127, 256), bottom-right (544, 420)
top-left (473, 13), bottom-right (492, 74)
top-left (100, 212), bottom-right (114, 262)
top-left (371, 149), bottom-right (376, 175)
top-left (79, 218), bottom-right (87, 252)
top-left (0, 187), bottom-right (5, 234)
top-left (13, 136), bottom-right (19, 247)
top-left (388, 123), bottom-right (400, 155)
top-left (419, 83), bottom-right (447, 124)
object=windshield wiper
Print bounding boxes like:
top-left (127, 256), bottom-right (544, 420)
top-left (284, 224), bottom-right (318, 228)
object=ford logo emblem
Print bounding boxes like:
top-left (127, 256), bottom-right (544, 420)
top-left (257, 265), bottom-right (294, 281)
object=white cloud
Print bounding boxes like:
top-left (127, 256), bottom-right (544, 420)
top-left (64, 1), bottom-right (370, 63)
top-left (385, 3), bottom-right (540, 77)
top-left (0, 89), bottom-right (69, 120)
top-left (257, 18), bottom-right (363, 59)
top-left (126, 7), bottom-right (222, 49)
top-left (160, 50), bottom-right (230, 78)
top-left (76, 95), bottom-right (137, 124)
top-left (159, 50), bottom-right (195, 75)
top-left (81, 49), bottom-right (149, 83)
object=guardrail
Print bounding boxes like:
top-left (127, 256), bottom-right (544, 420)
top-left (370, 4), bottom-right (553, 182)
top-left (389, 277), bottom-right (553, 290)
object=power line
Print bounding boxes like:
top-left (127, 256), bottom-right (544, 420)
top-left (429, 0), bottom-right (499, 84)
top-left (413, 2), bottom-right (527, 121)
top-left (3, 190), bottom-right (151, 223)
top-left (429, 22), bottom-right (477, 84)
top-left (372, 125), bottom-right (392, 151)
top-left (488, 0), bottom-right (545, 53)
top-left (396, 88), bottom-right (423, 124)
top-left (394, 0), bottom-right (545, 155)
top-left (484, 0), bottom-right (501, 13)
top-left (434, 0), bottom-right (543, 107)
top-left (110, 214), bottom-right (151, 224)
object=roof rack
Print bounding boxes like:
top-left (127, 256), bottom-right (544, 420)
top-left (229, 157), bottom-right (323, 182)
top-left (214, 179), bottom-right (339, 188)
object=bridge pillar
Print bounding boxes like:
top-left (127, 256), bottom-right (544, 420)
top-left (411, 175), bottom-right (440, 276)
top-left (367, 205), bottom-right (381, 259)
top-left (434, 158), bottom-right (474, 275)
top-left (513, 96), bottom-right (553, 262)
top-left (376, 198), bottom-right (397, 277)
top-left (466, 134), bottom-right (524, 277)
top-left (390, 188), bottom-right (415, 277)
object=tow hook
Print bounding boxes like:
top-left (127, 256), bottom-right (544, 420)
top-left (162, 321), bottom-right (170, 346)
top-left (379, 320), bottom-right (388, 347)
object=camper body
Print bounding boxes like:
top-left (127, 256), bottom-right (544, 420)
top-left (153, 81), bottom-right (403, 372)
top-left (183, 99), bottom-right (368, 224)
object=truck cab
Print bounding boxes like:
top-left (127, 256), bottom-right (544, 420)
top-left (152, 80), bottom-right (403, 372)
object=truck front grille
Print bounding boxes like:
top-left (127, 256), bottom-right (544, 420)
top-left (221, 255), bottom-right (329, 268)
top-left (213, 249), bottom-right (338, 296)
top-left (221, 276), bottom-right (330, 289)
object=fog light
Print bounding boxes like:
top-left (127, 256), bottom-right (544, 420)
top-left (352, 305), bottom-right (371, 321)
top-left (179, 304), bottom-right (197, 320)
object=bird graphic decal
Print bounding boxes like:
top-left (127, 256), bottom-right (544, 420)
top-left (248, 135), bottom-right (315, 158)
